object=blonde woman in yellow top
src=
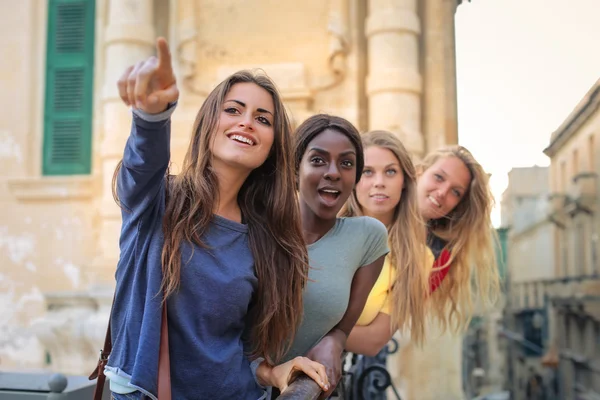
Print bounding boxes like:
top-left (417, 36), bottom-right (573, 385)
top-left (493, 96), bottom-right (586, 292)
top-left (342, 135), bottom-right (501, 358)
top-left (340, 131), bottom-right (429, 356)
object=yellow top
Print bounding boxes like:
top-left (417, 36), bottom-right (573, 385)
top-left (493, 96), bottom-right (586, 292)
top-left (355, 255), bottom-right (395, 326)
top-left (356, 247), bottom-right (436, 326)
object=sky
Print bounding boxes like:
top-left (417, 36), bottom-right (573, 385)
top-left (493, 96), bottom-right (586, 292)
top-left (454, 0), bottom-right (600, 226)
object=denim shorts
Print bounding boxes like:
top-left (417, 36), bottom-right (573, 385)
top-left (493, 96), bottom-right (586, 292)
top-left (111, 392), bottom-right (147, 400)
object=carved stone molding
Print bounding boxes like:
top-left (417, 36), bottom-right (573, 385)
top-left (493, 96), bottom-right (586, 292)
top-left (7, 176), bottom-right (96, 202)
top-left (174, 0), bottom-right (206, 97)
top-left (309, 0), bottom-right (350, 92)
top-left (171, 0), bottom-right (349, 98)
top-left (31, 286), bottom-right (114, 376)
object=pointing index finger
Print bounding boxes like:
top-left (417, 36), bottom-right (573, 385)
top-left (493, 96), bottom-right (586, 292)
top-left (156, 37), bottom-right (172, 72)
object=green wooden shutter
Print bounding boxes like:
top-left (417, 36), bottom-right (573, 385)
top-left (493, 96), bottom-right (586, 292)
top-left (43, 0), bottom-right (95, 175)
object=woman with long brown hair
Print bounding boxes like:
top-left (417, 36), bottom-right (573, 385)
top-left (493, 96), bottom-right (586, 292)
top-left (103, 38), bottom-right (328, 399)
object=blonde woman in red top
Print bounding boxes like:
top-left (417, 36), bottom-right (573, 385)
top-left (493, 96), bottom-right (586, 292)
top-left (391, 145), bottom-right (500, 400)
top-left (417, 145), bottom-right (499, 332)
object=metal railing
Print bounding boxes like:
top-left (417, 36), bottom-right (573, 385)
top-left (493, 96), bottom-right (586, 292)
top-left (279, 339), bottom-right (402, 400)
top-left (0, 372), bottom-right (109, 400)
top-left (338, 338), bottom-right (402, 400)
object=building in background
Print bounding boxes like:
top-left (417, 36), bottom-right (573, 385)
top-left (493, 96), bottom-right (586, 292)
top-left (461, 164), bottom-right (553, 399)
top-left (499, 166), bottom-right (556, 400)
top-left (0, 0), bottom-right (464, 398)
top-left (541, 77), bottom-right (600, 400)
top-left (461, 227), bottom-right (509, 399)
top-left (503, 78), bottom-right (600, 399)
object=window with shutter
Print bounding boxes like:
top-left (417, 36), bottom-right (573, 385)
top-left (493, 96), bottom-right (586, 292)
top-left (43, 0), bottom-right (95, 175)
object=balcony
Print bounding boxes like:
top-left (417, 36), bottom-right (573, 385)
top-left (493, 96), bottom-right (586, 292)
top-left (567, 171), bottom-right (598, 215)
top-left (545, 193), bottom-right (569, 228)
top-left (509, 275), bottom-right (600, 313)
top-left (554, 293), bottom-right (600, 399)
top-left (505, 275), bottom-right (600, 399)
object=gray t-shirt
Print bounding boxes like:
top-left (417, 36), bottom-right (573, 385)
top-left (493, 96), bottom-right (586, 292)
top-left (283, 216), bottom-right (389, 361)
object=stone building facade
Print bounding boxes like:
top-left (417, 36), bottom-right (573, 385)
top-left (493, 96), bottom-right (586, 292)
top-left (504, 78), bottom-right (600, 399)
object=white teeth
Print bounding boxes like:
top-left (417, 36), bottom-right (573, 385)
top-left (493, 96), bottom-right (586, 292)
top-left (322, 189), bottom-right (340, 194)
top-left (372, 194), bottom-right (387, 199)
top-left (230, 134), bottom-right (254, 145)
top-left (428, 195), bottom-right (441, 207)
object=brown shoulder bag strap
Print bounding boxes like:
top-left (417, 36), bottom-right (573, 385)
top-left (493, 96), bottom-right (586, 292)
top-left (89, 297), bottom-right (171, 400)
top-left (89, 294), bottom-right (114, 400)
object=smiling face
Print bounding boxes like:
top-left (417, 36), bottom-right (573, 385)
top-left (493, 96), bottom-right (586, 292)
top-left (298, 128), bottom-right (358, 221)
top-left (210, 82), bottom-right (275, 172)
top-left (417, 155), bottom-right (472, 220)
top-left (355, 146), bottom-right (404, 225)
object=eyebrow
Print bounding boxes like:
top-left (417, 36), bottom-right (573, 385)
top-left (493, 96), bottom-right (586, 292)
top-left (309, 147), bottom-right (357, 156)
top-left (225, 99), bottom-right (274, 116)
top-left (365, 163), bottom-right (400, 168)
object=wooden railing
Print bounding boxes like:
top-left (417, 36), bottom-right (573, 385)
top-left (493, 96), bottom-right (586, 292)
top-left (278, 375), bottom-right (323, 399)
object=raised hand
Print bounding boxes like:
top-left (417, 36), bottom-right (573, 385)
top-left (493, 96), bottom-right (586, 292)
top-left (117, 37), bottom-right (179, 114)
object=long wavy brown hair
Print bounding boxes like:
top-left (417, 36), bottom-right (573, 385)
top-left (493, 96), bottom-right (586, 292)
top-left (340, 131), bottom-right (429, 345)
top-left (419, 145), bottom-right (500, 333)
top-left (113, 70), bottom-right (308, 364)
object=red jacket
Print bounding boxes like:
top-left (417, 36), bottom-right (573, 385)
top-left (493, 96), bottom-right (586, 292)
top-left (429, 248), bottom-right (451, 294)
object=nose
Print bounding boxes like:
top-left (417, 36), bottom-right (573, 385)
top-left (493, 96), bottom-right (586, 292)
top-left (238, 113), bottom-right (254, 130)
top-left (324, 163), bottom-right (341, 181)
top-left (438, 183), bottom-right (451, 199)
top-left (373, 172), bottom-right (385, 188)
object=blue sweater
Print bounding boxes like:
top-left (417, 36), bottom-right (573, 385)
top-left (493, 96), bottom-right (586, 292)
top-left (106, 107), bottom-right (265, 399)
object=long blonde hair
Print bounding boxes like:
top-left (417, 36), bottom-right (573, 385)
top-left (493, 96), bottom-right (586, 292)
top-left (340, 131), bottom-right (429, 345)
top-left (113, 70), bottom-right (308, 364)
top-left (419, 145), bottom-right (500, 333)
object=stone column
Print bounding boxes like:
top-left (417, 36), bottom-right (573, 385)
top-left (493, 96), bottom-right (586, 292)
top-left (365, 0), bottom-right (424, 157)
top-left (170, 0), bottom-right (202, 169)
top-left (91, 0), bottom-right (155, 283)
top-left (422, 0), bottom-right (459, 150)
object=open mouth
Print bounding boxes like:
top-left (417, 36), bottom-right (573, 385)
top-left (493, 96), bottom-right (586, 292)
top-left (228, 134), bottom-right (255, 146)
top-left (318, 188), bottom-right (341, 203)
top-left (428, 195), bottom-right (441, 207)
